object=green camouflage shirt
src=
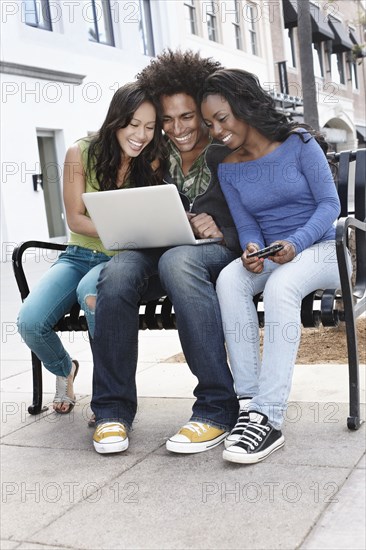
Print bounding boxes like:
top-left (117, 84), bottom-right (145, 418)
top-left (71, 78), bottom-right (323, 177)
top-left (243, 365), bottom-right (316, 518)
top-left (167, 139), bottom-right (211, 201)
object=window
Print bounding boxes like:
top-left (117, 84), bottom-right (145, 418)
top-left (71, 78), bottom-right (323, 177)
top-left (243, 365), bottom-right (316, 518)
top-left (348, 28), bottom-right (359, 91)
top-left (284, 27), bottom-right (296, 67)
top-left (351, 62), bottom-right (359, 90)
top-left (312, 43), bottom-right (324, 77)
top-left (139, 0), bottom-right (155, 56)
top-left (246, 3), bottom-right (258, 55)
top-left (86, 0), bottom-right (114, 46)
top-left (331, 52), bottom-right (345, 85)
top-left (23, 0), bottom-right (52, 31)
top-left (206, 1), bottom-right (218, 42)
top-left (184, 0), bottom-right (198, 35)
top-left (232, 0), bottom-right (243, 50)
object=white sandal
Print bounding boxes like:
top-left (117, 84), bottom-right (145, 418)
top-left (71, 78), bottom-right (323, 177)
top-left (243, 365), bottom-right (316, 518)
top-left (53, 360), bottom-right (79, 414)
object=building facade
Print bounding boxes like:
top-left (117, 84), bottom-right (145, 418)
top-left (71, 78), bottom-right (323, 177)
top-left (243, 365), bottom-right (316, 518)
top-left (271, 0), bottom-right (366, 151)
top-left (1, 0), bottom-right (365, 258)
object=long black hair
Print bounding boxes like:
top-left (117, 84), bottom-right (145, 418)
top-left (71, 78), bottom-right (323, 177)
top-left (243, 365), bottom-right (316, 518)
top-left (87, 82), bottom-right (166, 190)
top-left (200, 69), bottom-right (329, 155)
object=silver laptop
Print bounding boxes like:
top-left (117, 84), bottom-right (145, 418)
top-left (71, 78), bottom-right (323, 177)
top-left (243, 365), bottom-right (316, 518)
top-left (82, 184), bottom-right (221, 250)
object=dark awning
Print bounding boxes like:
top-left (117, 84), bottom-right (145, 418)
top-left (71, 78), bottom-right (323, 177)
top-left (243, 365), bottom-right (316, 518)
top-left (282, 0), bottom-right (334, 42)
top-left (310, 3), bottom-right (335, 42)
top-left (328, 16), bottom-right (353, 52)
top-left (283, 0), bottom-right (297, 28)
top-left (349, 28), bottom-right (359, 46)
top-left (356, 125), bottom-right (366, 142)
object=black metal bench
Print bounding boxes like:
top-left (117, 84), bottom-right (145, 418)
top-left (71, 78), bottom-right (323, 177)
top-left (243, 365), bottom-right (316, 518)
top-left (12, 149), bottom-right (366, 429)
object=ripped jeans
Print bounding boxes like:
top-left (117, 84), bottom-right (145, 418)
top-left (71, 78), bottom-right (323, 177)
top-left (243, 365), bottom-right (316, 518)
top-left (17, 245), bottom-right (110, 377)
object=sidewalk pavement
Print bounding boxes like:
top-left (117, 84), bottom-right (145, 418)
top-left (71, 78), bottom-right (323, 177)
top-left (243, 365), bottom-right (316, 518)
top-left (1, 256), bottom-right (365, 550)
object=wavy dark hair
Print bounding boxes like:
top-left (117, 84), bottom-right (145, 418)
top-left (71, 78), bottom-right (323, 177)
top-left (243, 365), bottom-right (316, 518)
top-left (87, 82), bottom-right (166, 190)
top-left (136, 48), bottom-right (223, 103)
top-left (200, 69), bottom-right (329, 156)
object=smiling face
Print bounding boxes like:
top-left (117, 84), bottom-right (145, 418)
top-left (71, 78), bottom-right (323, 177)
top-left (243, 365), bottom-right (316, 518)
top-left (201, 94), bottom-right (250, 149)
top-left (160, 93), bottom-right (209, 154)
top-left (116, 101), bottom-right (156, 158)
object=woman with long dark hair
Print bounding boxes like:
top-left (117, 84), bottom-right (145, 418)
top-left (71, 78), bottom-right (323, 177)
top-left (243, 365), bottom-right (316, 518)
top-left (200, 69), bottom-right (346, 464)
top-left (17, 82), bottom-right (165, 414)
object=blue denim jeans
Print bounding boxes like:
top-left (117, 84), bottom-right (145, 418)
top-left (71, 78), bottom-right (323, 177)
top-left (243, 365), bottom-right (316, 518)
top-left (91, 244), bottom-right (239, 430)
top-left (17, 245), bottom-right (110, 377)
top-left (216, 241), bottom-right (348, 429)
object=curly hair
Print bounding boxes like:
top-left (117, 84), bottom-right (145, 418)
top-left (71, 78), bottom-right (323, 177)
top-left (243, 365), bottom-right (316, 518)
top-left (87, 82), bottom-right (166, 191)
top-left (136, 49), bottom-right (222, 103)
top-left (200, 68), bottom-right (329, 155)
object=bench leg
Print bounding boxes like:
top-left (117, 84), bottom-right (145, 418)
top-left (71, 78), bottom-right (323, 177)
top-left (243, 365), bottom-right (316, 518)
top-left (28, 352), bottom-right (48, 415)
top-left (344, 315), bottom-right (361, 430)
top-left (336, 229), bottom-right (362, 431)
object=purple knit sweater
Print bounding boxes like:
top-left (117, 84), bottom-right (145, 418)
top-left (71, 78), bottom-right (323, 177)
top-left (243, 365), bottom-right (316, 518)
top-left (218, 132), bottom-right (340, 254)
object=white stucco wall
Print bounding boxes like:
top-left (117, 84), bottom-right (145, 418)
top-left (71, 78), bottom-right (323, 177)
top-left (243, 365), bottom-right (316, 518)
top-left (1, 0), bottom-right (276, 258)
top-left (1, 1), bottom-right (364, 259)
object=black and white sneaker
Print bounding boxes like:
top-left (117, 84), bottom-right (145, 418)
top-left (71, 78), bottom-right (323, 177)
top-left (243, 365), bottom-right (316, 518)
top-left (224, 398), bottom-right (251, 449)
top-left (223, 411), bottom-right (284, 464)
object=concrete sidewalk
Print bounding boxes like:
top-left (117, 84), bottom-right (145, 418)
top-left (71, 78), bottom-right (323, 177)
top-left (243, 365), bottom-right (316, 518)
top-left (1, 257), bottom-right (365, 550)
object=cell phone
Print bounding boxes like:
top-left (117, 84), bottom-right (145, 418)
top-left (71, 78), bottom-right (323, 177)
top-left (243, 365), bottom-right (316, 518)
top-left (247, 244), bottom-right (284, 259)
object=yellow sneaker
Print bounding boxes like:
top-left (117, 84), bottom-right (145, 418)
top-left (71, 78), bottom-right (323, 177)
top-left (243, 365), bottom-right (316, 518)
top-left (93, 422), bottom-right (129, 454)
top-left (166, 421), bottom-right (228, 453)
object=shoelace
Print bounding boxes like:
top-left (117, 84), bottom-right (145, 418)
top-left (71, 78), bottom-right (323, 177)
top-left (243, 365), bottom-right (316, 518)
top-left (95, 423), bottom-right (125, 437)
top-left (239, 423), bottom-right (270, 450)
top-left (181, 422), bottom-right (209, 435)
top-left (231, 410), bottom-right (250, 434)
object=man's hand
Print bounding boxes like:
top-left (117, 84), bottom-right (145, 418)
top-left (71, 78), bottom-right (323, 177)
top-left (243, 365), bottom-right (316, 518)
top-left (187, 212), bottom-right (224, 241)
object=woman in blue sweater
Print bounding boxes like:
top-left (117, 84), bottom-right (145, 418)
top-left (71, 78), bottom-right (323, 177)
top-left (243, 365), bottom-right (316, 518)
top-left (200, 69), bottom-right (346, 464)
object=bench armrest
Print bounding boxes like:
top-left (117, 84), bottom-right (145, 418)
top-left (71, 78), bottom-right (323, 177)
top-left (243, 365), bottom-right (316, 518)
top-left (336, 217), bottom-right (366, 301)
top-left (12, 240), bottom-right (67, 301)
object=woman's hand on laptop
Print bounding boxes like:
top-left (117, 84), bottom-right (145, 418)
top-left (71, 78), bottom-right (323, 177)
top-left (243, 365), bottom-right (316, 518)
top-left (187, 213), bottom-right (224, 241)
